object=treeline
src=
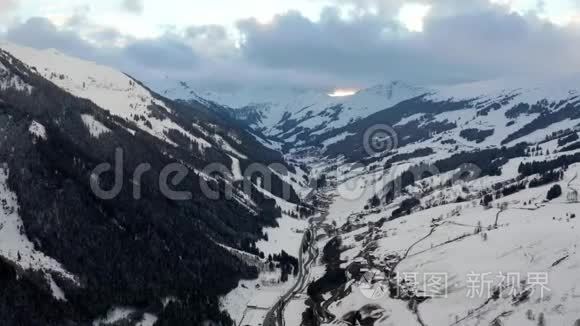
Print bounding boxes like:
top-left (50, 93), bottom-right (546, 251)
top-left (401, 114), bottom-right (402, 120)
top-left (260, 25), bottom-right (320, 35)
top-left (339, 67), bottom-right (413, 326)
top-left (560, 141), bottom-right (580, 153)
top-left (459, 128), bottom-right (494, 143)
top-left (370, 144), bottom-right (527, 208)
top-left (529, 170), bottom-right (564, 188)
top-left (502, 103), bottom-right (580, 145)
top-left (307, 237), bottom-right (346, 303)
top-left (518, 154), bottom-right (580, 176)
top-left (505, 101), bottom-right (549, 119)
top-left (547, 184), bottom-right (562, 200)
top-left (391, 197), bottom-right (421, 219)
top-left (499, 182), bottom-right (526, 197)
top-left (558, 132), bottom-right (579, 147)
top-left (324, 97), bottom-right (469, 161)
top-left (269, 250), bottom-right (299, 282)
top-left (384, 148), bottom-right (434, 167)
top-left (432, 143), bottom-right (527, 177)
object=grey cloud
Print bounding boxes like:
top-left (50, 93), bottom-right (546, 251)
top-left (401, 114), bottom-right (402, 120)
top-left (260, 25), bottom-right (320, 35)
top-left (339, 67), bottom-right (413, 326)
top-left (0, 17), bottom-right (325, 91)
top-left (184, 24), bottom-right (236, 59)
top-left (124, 37), bottom-right (199, 69)
top-left (237, 8), bottom-right (398, 75)
top-left (0, 0), bottom-right (17, 13)
top-left (4, 17), bottom-right (96, 59)
top-left (421, 9), bottom-right (580, 78)
top-left (89, 27), bottom-right (129, 48)
top-left (3, 1), bottom-right (580, 92)
top-left (236, 8), bottom-right (472, 84)
top-left (1, 17), bottom-right (219, 87)
top-left (236, 3), bottom-right (580, 85)
top-left (122, 0), bottom-right (144, 14)
top-left (2, 17), bottom-right (192, 72)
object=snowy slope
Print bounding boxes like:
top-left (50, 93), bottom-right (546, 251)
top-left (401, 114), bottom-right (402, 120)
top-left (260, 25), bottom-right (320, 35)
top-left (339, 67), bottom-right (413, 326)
top-left (6, 39), bottom-right (580, 326)
top-left (162, 81), bottom-right (427, 144)
top-left (267, 135), bottom-right (580, 326)
top-left (252, 79), bottom-right (580, 324)
top-left (163, 76), bottom-right (580, 158)
top-left (0, 42), bottom-right (311, 325)
top-left (0, 42), bottom-right (212, 150)
top-left (424, 77), bottom-right (580, 147)
top-left (307, 164), bottom-right (580, 326)
top-left (0, 42), bottom-right (296, 199)
top-left (0, 58), bottom-right (32, 94)
top-left (0, 168), bottom-right (77, 294)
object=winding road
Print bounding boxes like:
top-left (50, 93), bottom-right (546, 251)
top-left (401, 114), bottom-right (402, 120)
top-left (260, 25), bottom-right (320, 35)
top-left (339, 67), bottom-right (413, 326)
top-left (263, 223), bottom-right (318, 326)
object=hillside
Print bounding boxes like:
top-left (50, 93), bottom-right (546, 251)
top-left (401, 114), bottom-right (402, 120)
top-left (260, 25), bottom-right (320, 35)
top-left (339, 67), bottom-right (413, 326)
top-left (0, 42), bottom-right (308, 325)
top-left (4, 41), bottom-right (580, 326)
top-left (166, 76), bottom-right (580, 326)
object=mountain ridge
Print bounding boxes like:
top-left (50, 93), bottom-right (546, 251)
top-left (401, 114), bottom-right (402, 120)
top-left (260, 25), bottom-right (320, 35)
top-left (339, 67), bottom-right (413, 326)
top-left (0, 41), bottom-right (313, 325)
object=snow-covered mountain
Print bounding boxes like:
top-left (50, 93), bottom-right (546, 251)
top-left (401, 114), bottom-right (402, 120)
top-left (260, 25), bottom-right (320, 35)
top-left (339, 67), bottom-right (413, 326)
top-left (316, 78), bottom-right (580, 162)
top-left (163, 77), bottom-right (580, 159)
top-left (0, 42), bottom-right (314, 325)
top-left (164, 75), bottom-right (580, 325)
top-left (162, 80), bottom-right (427, 147)
top-left (4, 39), bottom-right (580, 326)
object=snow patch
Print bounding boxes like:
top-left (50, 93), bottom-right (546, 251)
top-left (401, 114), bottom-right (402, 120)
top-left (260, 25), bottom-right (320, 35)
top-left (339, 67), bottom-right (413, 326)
top-left (256, 213), bottom-right (308, 258)
top-left (28, 121), bottom-right (47, 140)
top-left (0, 56), bottom-right (33, 93)
top-left (81, 114), bottom-right (111, 138)
top-left (322, 131), bottom-right (356, 147)
top-left (230, 155), bottom-right (243, 181)
top-left (93, 307), bottom-right (135, 326)
top-left (136, 313), bottom-right (158, 326)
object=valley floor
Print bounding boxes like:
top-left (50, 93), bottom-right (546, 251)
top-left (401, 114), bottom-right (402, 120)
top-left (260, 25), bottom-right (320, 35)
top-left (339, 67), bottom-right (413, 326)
top-left (246, 165), bottom-right (580, 326)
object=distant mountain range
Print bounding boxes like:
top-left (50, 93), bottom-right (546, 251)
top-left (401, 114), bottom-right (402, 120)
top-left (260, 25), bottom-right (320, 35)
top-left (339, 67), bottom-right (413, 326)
top-left (164, 76), bottom-right (580, 161)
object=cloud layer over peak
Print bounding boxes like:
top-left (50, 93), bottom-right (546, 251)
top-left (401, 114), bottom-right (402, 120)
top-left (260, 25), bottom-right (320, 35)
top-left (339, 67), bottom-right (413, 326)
top-left (2, 0), bottom-right (580, 92)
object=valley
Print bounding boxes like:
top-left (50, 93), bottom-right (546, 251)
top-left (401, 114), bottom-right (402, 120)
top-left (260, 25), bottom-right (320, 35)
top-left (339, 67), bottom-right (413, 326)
top-left (3, 40), bottom-right (580, 325)
top-left (250, 163), bottom-right (580, 326)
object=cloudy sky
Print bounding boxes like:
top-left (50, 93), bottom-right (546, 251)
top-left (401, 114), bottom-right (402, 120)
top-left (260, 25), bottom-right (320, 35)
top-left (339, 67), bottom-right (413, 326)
top-left (1, 0), bottom-right (580, 91)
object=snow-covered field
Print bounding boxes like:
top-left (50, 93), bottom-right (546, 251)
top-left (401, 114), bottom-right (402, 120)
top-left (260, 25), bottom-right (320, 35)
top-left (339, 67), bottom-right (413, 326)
top-left (303, 159), bottom-right (580, 326)
top-left (256, 213), bottom-right (309, 258)
top-left (220, 269), bottom-right (299, 325)
top-left (223, 192), bottom-right (310, 324)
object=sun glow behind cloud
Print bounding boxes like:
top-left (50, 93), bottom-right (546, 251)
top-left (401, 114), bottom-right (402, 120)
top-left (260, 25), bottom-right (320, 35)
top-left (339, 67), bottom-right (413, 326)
top-left (328, 88), bottom-right (358, 97)
top-left (397, 3), bottom-right (431, 32)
